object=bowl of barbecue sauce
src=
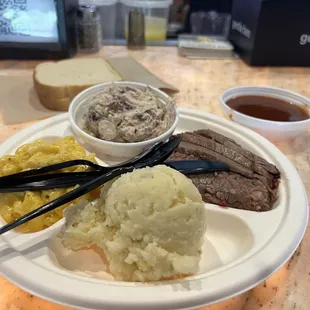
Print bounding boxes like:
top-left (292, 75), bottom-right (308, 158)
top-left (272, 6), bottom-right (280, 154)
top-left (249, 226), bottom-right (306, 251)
top-left (221, 86), bottom-right (310, 141)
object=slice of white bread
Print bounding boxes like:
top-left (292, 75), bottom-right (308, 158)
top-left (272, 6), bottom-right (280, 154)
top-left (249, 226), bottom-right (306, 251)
top-left (33, 58), bottom-right (122, 111)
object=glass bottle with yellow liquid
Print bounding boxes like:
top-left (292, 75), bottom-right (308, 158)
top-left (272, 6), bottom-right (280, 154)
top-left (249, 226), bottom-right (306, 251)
top-left (122, 0), bottom-right (172, 42)
top-left (125, 16), bottom-right (167, 41)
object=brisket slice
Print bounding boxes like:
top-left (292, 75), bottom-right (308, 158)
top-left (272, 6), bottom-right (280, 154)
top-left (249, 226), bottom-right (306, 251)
top-left (177, 140), bottom-right (255, 179)
top-left (183, 132), bottom-right (272, 179)
top-left (189, 172), bottom-right (274, 212)
top-left (195, 129), bottom-right (279, 175)
top-left (174, 131), bottom-right (280, 190)
top-left (168, 129), bottom-right (281, 212)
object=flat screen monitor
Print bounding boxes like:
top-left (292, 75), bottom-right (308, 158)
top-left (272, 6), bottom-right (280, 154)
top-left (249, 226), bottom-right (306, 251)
top-left (0, 0), bottom-right (78, 59)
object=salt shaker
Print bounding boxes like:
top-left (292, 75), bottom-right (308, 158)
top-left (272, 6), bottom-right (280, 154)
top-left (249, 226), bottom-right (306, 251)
top-left (127, 8), bottom-right (145, 50)
top-left (76, 5), bottom-right (102, 53)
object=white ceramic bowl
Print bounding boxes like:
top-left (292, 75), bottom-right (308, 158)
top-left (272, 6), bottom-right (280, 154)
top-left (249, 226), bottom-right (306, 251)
top-left (220, 86), bottom-right (310, 142)
top-left (69, 81), bottom-right (179, 159)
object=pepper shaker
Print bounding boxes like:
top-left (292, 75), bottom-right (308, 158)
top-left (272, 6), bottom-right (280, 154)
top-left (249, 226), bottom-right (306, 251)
top-left (76, 5), bottom-right (102, 53)
top-left (127, 8), bottom-right (145, 50)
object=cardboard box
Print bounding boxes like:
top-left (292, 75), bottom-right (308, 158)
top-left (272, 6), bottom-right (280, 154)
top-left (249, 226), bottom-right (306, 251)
top-left (229, 0), bottom-right (310, 66)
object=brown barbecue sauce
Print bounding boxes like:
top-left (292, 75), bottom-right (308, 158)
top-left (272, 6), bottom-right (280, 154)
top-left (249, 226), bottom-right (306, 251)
top-left (226, 95), bottom-right (309, 122)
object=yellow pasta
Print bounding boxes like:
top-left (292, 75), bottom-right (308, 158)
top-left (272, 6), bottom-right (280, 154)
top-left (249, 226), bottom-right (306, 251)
top-left (0, 137), bottom-right (99, 233)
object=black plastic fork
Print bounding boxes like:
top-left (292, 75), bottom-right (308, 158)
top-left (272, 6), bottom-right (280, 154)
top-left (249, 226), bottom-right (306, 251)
top-left (0, 159), bottom-right (229, 193)
top-left (0, 139), bottom-right (165, 185)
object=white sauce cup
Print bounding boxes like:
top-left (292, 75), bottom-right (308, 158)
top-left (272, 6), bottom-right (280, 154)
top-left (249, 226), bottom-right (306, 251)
top-left (220, 86), bottom-right (310, 142)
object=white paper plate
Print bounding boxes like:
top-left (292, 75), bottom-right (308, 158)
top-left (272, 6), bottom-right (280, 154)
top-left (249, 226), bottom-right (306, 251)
top-left (0, 108), bottom-right (308, 310)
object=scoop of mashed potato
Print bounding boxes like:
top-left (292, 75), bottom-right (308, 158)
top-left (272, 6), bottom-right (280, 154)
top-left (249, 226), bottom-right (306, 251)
top-left (61, 165), bottom-right (206, 282)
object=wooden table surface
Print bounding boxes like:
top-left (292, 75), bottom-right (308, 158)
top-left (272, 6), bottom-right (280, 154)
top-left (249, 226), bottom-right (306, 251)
top-left (0, 46), bottom-right (310, 310)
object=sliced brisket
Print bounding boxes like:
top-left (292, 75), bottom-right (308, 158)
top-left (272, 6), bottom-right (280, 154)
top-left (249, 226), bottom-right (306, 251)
top-left (168, 129), bottom-right (281, 212)
top-left (195, 129), bottom-right (279, 175)
top-left (189, 172), bottom-right (274, 212)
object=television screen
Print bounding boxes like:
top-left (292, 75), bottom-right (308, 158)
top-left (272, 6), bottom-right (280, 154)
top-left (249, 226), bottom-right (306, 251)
top-left (0, 0), bottom-right (59, 43)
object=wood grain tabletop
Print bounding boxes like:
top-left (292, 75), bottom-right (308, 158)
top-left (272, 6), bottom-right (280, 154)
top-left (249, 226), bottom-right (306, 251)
top-left (0, 46), bottom-right (309, 310)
